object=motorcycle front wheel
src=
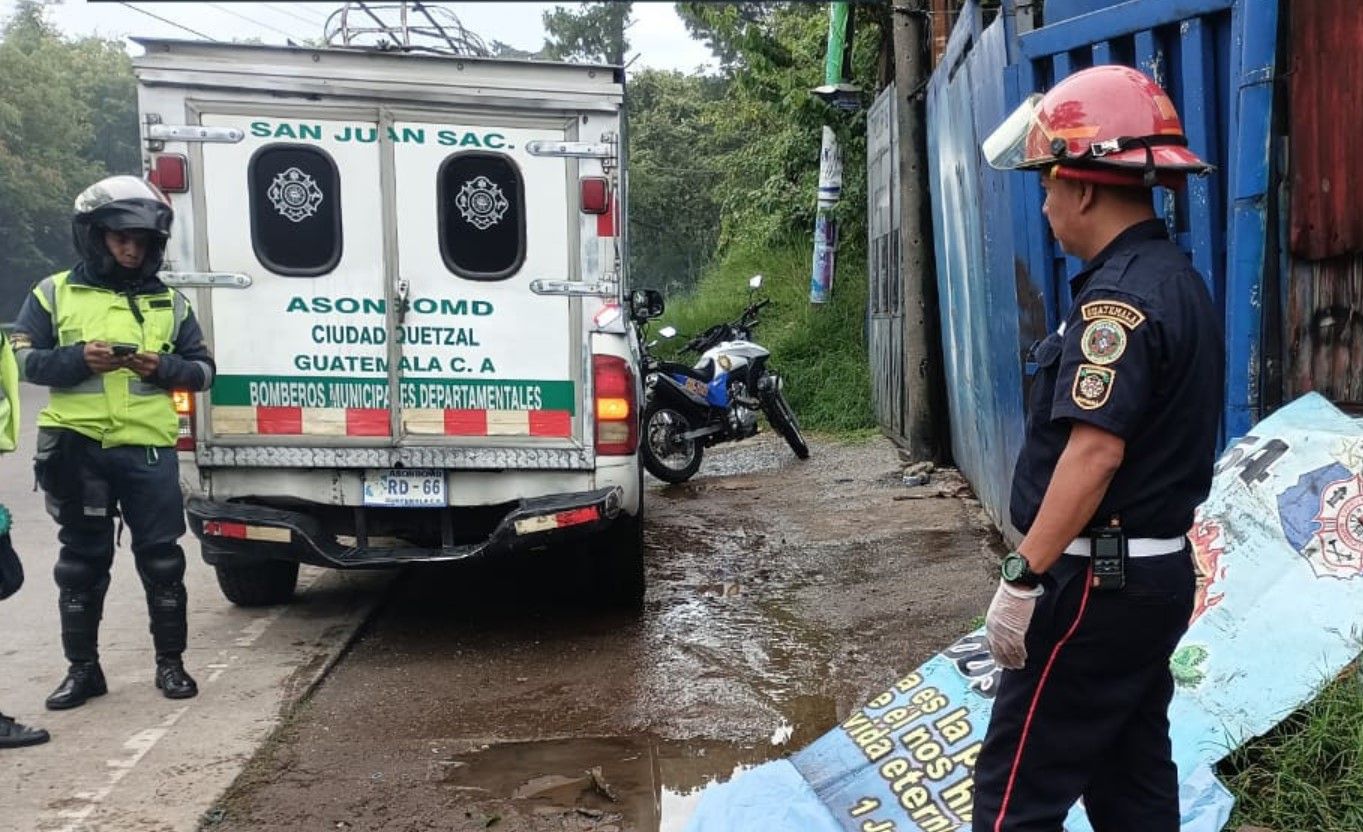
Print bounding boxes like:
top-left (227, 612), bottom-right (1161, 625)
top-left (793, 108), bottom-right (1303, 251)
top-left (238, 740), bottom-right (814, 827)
top-left (764, 389), bottom-right (810, 460)
top-left (640, 403), bottom-right (704, 483)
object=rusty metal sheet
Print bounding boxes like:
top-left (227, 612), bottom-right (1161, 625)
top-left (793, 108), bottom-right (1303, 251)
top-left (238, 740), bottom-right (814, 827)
top-left (1289, 0), bottom-right (1363, 260)
top-left (1286, 255), bottom-right (1363, 412)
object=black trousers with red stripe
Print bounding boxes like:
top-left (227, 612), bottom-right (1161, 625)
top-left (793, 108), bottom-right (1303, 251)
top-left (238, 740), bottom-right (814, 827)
top-left (972, 549), bottom-right (1195, 832)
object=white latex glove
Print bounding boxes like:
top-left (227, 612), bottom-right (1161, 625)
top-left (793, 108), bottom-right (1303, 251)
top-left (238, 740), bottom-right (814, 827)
top-left (986, 578), bottom-right (1044, 670)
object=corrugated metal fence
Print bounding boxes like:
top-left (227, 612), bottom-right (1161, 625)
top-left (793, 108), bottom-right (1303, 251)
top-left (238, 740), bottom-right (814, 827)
top-left (867, 87), bottom-right (905, 440)
top-left (919, 0), bottom-right (1280, 535)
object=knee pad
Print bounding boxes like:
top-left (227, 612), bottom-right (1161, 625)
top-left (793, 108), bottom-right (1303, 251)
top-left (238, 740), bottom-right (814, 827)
top-left (137, 543), bottom-right (186, 587)
top-left (54, 555), bottom-right (111, 592)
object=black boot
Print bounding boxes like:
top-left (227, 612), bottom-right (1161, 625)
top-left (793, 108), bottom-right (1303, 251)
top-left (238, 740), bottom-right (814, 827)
top-left (154, 657), bottom-right (197, 700)
top-left (0, 712), bottom-right (50, 748)
top-left (45, 662), bottom-right (108, 710)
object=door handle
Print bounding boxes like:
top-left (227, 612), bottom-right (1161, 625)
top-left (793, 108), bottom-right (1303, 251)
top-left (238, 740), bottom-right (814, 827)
top-left (394, 278), bottom-right (410, 324)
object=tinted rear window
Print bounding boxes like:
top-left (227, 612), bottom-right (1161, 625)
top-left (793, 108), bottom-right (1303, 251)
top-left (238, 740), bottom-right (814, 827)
top-left (249, 144), bottom-right (343, 277)
top-left (438, 152), bottom-right (526, 280)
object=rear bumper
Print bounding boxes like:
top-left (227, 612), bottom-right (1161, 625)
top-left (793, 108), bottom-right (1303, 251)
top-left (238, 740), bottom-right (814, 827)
top-left (187, 486), bottom-right (624, 569)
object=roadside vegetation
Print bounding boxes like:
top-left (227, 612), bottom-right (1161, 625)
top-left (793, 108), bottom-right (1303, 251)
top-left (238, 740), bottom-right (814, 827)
top-left (649, 238), bottom-right (875, 434)
top-left (1221, 667), bottom-right (1363, 830)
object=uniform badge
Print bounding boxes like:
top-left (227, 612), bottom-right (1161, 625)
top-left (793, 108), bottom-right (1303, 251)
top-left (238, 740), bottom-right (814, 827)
top-left (1081, 300), bottom-right (1145, 330)
top-left (7, 332), bottom-right (31, 350)
top-left (1072, 364), bottom-right (1115, 410)
top-left (1080, 318), bottom-right (1127, 365)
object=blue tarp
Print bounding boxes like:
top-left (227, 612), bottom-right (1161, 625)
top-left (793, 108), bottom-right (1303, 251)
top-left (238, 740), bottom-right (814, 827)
top-left (687, 393), bottom-right (1363, 831)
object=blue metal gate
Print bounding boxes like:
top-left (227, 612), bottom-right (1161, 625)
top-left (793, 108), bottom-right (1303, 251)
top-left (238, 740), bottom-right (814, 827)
top-left (926, 0), bottom-right (1280, 535)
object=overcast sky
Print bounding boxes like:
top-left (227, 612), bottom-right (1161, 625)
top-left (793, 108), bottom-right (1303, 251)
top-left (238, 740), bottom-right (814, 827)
top-left (0, 1), bottom-right (718, 72)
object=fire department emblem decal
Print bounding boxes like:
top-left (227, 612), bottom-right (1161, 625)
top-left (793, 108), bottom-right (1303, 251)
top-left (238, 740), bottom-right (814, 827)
top-left (1305, 472), bottom-right (1363, 579)
top-left (267, 167), bottom-right (324, 223)
top-left (455, 176), bottom-right (510, 230)
top-left (1081, 318), bottom-right (1127, 365)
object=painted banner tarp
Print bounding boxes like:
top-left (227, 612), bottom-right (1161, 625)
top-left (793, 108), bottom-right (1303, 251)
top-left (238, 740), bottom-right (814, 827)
top-left (686, 393), bottom-right (1363, 831)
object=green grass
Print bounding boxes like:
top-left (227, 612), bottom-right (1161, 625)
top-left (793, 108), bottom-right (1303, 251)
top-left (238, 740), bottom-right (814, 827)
top-left (1220, 667), bottom-right (1363, 831)
top-left (648, 238), bottom-right (876, 435)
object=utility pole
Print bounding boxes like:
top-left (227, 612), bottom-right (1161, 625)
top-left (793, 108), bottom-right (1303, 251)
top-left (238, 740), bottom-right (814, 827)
top-left (809, 2), bottom-right (852, 304)
top-left (891, 0), bottom-right (941, 460)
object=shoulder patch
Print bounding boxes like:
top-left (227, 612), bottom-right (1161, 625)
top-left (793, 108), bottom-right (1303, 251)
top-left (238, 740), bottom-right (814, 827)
top-left (7, 332), bottom-right (31, 351)
top-left (1072, 364), bottom-right (1115, 410)
top-left (1081, 300), bottom-right (1145, 330)
top-left (1080, 319), bottom-right (1127, 365)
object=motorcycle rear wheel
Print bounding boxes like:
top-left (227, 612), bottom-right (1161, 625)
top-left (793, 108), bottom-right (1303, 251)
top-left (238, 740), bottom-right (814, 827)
top-left (764, 389), bottom-right (810, 460)
top-left (641, 403), bottom-right (704, 483)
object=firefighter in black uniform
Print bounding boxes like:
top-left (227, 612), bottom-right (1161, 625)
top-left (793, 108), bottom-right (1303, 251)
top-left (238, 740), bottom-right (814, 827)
top-left (972, 65), bottom-right (1224, 830)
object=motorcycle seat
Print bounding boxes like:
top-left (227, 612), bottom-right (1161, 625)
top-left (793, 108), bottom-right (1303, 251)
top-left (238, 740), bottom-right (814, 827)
top-left (659, 360), bottom-right (714, 383)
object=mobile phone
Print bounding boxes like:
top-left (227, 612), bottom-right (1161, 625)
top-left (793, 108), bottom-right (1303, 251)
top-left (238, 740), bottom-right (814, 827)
top-left (111, 343), bottom-right (139, 357)
top-left (1091, 527), bottom-right (1126, 591)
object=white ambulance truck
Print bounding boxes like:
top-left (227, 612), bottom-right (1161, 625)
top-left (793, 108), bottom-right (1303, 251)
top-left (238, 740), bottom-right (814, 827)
top-left (132, 40), bottom-right (658, 607)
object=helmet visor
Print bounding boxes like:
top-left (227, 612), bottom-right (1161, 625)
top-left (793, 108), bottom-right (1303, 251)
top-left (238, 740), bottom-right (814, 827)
top-left (982, 94), bottom-right (1046, 170)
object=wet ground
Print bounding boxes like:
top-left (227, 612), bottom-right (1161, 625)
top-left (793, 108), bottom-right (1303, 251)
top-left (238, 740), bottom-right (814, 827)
top-left (203, 434), bottom-right (1002, 832)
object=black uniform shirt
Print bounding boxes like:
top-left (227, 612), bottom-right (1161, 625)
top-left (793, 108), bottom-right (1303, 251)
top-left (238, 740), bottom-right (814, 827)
top-left (1009, 219), bottom-right (1225, 538)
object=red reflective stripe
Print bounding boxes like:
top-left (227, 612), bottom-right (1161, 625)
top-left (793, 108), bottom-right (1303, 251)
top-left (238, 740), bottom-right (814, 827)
top-left (529, 410), bottom-right (572, 437)
top-left (597, 196), bottom-right (615, 237)
top-left (995, 567), bottom-right (1094, 832)
top-left (444, 409), bottom-right (488, 435)
top-left (204, 521), bottom-right (248, 540)
top-left (346, 408), bottom-right (390, 436)
top-left (555, 506), bottom-right (599, 527)
top-left (257, 406), bottom-right (302, 434)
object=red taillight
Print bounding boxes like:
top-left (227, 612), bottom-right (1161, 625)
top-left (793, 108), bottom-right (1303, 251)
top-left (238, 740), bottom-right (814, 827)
top-left (149, 154), bottom-right (188, 193)
top-left (580, 177), bottom-right (610, 214)
top-left (593, 354), bottom-right (636, 455)
top-left (173, 389), bottom-right (195, 452)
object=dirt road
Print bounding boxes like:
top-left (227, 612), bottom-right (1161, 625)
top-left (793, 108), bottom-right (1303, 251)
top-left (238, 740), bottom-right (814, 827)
top-left (204, 434), bottom-right (1001, 832)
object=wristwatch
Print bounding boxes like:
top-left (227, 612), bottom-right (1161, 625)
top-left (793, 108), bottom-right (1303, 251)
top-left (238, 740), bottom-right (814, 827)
top-left (1000, 551), bottom-right (1042, 588)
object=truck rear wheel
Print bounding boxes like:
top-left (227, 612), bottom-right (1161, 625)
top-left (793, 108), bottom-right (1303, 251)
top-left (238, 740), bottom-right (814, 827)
top-left (214, 560), bottom-right (300, 607)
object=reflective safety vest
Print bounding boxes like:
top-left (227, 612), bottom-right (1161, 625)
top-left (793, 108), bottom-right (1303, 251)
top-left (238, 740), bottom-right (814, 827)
top-left (0, 338), bottom-right (17, 453)
top-left (32, 271), bottom-right (188, 448)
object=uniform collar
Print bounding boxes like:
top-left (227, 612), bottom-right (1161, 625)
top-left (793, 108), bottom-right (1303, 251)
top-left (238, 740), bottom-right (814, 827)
top-left (68, 262), bottom-right (167, 295)
top-left (1069, 218), bottom-right (1169, 293)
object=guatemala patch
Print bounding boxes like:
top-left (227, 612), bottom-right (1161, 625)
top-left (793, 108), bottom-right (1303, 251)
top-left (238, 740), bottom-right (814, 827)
top-left (1072, 364), bottom-right (1115, 410)
top-left (1081, 318), bottom-right (1127, 365)
top-left (1081, 300), bottom-right (1145, 330)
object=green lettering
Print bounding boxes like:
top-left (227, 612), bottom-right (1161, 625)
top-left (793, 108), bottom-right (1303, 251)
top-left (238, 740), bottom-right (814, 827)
top-left (459, 132), bottom-right (482, 147)
top-left (437, 129), bottom-right (458, 146)
top-left (286, 296), bottom-right (309, 313)
top-left (251, 121), bottom-right (273, 138)
top-left (300, 123), bottom-right (322, 141)
top-left (275, 123), bottom-right (297, 139)
top-left (484, 133), bottom-right (506, 149)
top-left (401, 127), bottom-right (425, 144)
top-left (473, 301), bottom-right (494, 316)
top-left (480, 358), bottom-right (496, 374)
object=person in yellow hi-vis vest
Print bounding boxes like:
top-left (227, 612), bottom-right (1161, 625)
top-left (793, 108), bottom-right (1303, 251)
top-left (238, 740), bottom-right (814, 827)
top-left (10, 176), bottom-right (215, 710)
top-left (0, 336), bottom-right (50, 747)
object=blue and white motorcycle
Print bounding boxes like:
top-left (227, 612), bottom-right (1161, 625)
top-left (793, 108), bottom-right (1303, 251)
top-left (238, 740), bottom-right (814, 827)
top-left (640, 276), bottom-right (809, 484)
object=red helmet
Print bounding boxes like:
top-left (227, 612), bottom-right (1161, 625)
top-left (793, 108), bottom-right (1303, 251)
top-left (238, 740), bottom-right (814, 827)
top-left (983, 64), bottom-right (1212, 188)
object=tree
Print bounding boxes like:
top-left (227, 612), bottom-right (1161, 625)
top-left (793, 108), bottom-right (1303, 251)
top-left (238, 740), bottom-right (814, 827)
top-left (626, 69), bottom-right (730, 292)
top-left (0, 1), bottom-right (139, 318)
top-left (541, 2), bottom-right (632, 65)
top-left (671, 2), bottom-right (883, 249)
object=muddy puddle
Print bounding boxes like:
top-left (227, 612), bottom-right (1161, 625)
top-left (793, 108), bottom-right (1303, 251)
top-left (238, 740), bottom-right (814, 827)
top-left (208, 436), bottom-right (1000, 831)
top-left (428, 730), bottom-right (826, 831)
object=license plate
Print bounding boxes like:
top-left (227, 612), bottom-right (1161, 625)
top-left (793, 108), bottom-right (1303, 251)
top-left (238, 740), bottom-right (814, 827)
top-left (362, 468), bottom-right (446, 508)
